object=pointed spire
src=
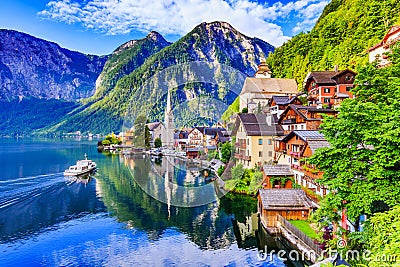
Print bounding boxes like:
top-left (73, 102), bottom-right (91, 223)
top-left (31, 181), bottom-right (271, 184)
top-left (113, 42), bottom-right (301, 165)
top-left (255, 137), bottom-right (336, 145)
top-left (166, 89), bottom-right (172, 115)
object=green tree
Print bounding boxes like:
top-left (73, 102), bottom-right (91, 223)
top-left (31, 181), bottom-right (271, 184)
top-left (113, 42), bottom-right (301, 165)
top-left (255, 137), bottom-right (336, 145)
top-left (241, 107), bottom-right (248, 113)
top-left (360, 205), bottom-right (400, 267)
top-left (309, 47), bottom-right (400, 223)
top-left (154, 137), bottom-right (162, 148)
top-left (220, 142), bottom-right (232, 163)
top-left (133, 114), bottom-right (147, 148)
top-left (145, 125), bottom-right (151, 148)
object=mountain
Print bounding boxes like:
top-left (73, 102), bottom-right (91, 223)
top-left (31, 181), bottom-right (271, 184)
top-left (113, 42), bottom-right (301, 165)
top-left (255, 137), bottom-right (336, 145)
top-left (266, 0), bottom-right (400, 86)
top-left (46, 21), bottom-right (274, 134)
top-left (0, 29), bottom-right (108, 101)
top-left (88, 31), bottom-right (171, 103)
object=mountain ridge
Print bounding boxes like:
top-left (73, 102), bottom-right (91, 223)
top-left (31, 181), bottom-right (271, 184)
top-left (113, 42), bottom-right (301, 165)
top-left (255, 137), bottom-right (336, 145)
top-left (0, 29), bottom-right (108, 101)
top-left (45, 21), bottom-right (274, 134)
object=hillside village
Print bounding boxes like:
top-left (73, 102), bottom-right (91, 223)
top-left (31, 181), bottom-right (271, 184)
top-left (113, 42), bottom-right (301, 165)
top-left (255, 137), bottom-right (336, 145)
top-left (99, 24), bottom-right (400, 265)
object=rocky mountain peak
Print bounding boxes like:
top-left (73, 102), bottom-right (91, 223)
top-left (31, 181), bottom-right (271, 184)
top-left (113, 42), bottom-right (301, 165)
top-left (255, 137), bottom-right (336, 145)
top-left (147, 31), bottom-right (167, 42)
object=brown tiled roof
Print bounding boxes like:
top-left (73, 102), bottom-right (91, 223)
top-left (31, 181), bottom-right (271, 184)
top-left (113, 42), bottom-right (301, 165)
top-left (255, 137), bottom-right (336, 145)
top-left (263, 164), bottom-right (293, 176)
top-left (308, 71), bottom-right (338, 84)
top-left (258, 189), bottom-right (313, 210)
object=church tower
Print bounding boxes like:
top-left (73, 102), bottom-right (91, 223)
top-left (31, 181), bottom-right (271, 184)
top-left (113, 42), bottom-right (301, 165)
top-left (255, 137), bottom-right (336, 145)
top-left (162, 89), bottom-right (175, 148)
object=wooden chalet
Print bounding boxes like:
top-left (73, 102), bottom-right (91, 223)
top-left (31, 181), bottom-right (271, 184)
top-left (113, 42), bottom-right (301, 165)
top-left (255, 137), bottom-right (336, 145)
top-left (304, 69), bottom-right (356, 106)
top-left (277, 104), bottom-right (337, 134)
top-left (274, 130), bottom-right (330, 198)
top-left (262, 164), bottom-right (294, 189)
top-left (187, 127), bottom-right (205, 147)
top-left (258, 189), bottom-right (314, 228)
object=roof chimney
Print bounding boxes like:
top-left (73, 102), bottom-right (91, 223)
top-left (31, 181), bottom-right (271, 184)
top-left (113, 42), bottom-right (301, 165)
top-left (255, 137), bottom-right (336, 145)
top-left (334, 65), bottom-right (338, 72)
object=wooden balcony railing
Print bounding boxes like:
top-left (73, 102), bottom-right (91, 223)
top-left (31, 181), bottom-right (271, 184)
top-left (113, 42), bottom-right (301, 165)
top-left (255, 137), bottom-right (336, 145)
top-left (282, 118), bottom-right (297, 124)
top-left (234, 142), bottom-right (246, 149)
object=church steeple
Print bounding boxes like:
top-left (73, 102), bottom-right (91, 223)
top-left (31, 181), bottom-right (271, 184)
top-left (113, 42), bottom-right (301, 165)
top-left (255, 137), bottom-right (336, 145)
top-left (162, 89), bottom-right (175, 148)
top-left (165, 88), bottom-right (172, 117)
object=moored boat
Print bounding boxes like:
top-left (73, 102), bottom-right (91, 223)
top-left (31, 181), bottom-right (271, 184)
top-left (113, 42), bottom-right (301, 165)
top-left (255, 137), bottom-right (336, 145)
top-left (64, 154), bottom-right (97, 176)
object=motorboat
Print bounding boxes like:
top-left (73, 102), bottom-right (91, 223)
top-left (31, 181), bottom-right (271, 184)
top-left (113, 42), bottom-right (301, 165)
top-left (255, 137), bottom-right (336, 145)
top-left (64, 154), bottom-right (97, 176)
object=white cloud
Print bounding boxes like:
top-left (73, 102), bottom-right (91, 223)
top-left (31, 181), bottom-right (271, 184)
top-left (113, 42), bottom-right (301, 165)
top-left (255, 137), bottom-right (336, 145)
top-left (38, 0), bottom-right (328, 47)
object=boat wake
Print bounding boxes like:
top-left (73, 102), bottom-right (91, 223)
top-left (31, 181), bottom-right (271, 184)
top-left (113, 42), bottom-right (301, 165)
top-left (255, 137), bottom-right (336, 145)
top-left (0, 173), bottom-right (71, 210)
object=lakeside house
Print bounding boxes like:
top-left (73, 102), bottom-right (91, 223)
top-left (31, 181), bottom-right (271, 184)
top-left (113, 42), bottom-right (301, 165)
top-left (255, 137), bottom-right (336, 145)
top-left (262, 164), bottom-right (294, 189)
top-left (175, 130), bottom-right (189, 150)
top-left (258, 189), bottom-right (314, 228)
top-left (304, 68), bottom-right (356, 107)
top-left (368, 25), bottom-right (400, 67)
top-left (274, 130), bottom-right (330, 198)
top-left (232, 113), bottom-right (284, 169)
top-left (277, 104), bottom-right (337, 135)
top-left (239, 63), bottom-right (299, 112)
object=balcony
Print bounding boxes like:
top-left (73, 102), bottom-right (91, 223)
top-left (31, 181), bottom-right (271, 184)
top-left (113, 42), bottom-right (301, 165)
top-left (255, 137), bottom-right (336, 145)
top-left (291, 164), bottom-right (303, 171)
top-left (234, 153), bottom-right (242, 160)
top-left (282, 118), bottom-right (296, 124)
top-left (234, 153), bottom-right (251, 161)
top-left (289, 151), bottom-right (301, 157)
top-left (302, 166), bottom-right (324, 180)
top-left (235, 142), bottom-right (246, 149)
top-left (243, 155), bottom-right (251, 161)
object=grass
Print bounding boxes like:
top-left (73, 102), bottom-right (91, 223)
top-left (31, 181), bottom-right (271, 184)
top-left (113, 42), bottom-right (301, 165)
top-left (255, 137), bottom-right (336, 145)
top-left (289, 220), bottom-right (319, 240)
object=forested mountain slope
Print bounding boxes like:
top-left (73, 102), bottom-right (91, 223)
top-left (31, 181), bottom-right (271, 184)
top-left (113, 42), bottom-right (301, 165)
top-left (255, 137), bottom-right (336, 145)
top-left (266, 0), bottom-right (400, 86)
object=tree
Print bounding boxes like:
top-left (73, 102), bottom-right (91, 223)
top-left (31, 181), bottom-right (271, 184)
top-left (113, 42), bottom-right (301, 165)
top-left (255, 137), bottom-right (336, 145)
top-left (133, 114), bottom-right (147, 148)
top-left (360, 205), bottom-right (400, 267)
top-left (220, 142), bottom-right (232, 163)
top-left (241, 107), bottom-right (248, 113)
top-left (309, 47), bottom-right (400, 223)
top-left (145, 125), bottom-right (151, 148)
top-left (154, 137), bottom-right (162, 148)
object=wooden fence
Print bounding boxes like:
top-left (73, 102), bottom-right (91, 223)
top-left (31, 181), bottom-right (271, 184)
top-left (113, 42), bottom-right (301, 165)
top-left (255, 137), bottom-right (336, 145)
top-left (277, 215), bottom-right (323, 257)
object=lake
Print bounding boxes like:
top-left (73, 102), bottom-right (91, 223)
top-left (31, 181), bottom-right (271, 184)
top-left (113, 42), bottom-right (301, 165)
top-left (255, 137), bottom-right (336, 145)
top-left (0, 138), bottom-right (296, 266)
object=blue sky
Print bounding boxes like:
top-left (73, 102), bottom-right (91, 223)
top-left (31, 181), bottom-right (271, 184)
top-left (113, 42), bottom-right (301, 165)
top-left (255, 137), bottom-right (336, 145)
top-left (0, 0), bottom-right (329, 55)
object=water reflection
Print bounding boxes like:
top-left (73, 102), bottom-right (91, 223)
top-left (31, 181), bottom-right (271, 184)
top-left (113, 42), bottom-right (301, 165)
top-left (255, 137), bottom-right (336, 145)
top-left (96, 153), bottom-right (238, 250)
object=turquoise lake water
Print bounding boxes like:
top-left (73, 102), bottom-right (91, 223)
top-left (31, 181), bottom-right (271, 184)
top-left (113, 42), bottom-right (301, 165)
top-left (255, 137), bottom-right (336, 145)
top-left (0, 138), bottom-right (296, 267)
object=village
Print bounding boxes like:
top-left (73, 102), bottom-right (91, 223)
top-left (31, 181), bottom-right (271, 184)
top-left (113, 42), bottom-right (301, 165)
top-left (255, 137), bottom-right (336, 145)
top-left (97, 25), bottom-right (400, 265)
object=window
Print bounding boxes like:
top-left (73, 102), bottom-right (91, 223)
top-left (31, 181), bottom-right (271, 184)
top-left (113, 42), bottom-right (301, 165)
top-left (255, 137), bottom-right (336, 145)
top-left (247, 139), bottom-right (249, 145)
top-left (268, 139), bottom-right (272, 145)
top-left (268, 151), bottom-right (273, 157)
top-left (259, 151), bottom-right (263, 157)
top-left (258, 139), bottom-right (263, 145)
top-left (345, 75), bottom-right (353, 81)
top-left (324, 98), bottom-right (330, 103)
top-left (301, 125), bottom-right (304, 130)
top-left (324, 88), bottom-right (330, 93)
top-left (346, 86), bottom-right (352, 92)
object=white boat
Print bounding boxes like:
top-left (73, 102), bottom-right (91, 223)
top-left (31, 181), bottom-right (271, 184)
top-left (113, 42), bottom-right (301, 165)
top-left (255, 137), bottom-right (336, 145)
top-left (64, 154), bottom-right (97, 176)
